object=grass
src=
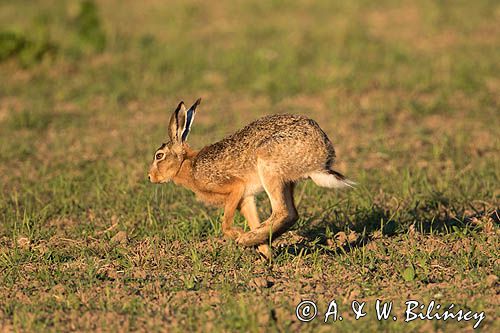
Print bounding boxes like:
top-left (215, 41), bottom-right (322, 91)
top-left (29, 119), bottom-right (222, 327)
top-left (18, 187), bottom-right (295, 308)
top-left (0, 0), bottom-right (499, 331)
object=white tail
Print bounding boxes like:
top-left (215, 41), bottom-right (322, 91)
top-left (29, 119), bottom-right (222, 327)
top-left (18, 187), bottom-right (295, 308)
top-left (309, 170), bottom-right (356, 188)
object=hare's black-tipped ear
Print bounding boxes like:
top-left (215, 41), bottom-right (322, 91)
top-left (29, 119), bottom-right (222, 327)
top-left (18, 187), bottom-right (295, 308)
top-left (180, 98), bottom-right (201, 142)
top-left (168, 101), bottom-right (186, 142)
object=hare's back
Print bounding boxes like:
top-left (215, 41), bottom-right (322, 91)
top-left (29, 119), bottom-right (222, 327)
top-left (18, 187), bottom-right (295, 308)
top-left (249, 114), bottom-right (336, 176)
top-left (194, 114), bottom-right (335, 180)
top-left (233, 113), bottom-right (331, 147)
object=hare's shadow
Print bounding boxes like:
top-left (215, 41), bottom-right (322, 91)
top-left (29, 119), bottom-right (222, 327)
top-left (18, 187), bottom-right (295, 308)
top-left (274, 202), bottom-right (498, 257)
top-left (274, 205), bottom-right (389, 257)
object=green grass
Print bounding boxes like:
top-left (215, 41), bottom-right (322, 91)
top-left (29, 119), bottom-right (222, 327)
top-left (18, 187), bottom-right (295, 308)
top-left (0, 0), bottom-right (499, 331)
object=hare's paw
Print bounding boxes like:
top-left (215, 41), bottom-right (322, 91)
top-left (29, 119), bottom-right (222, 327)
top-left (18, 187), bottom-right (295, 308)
top-left (222, 227), bottom-right (244, 240)
top-left (236, 230), bottom-right (264, 246)
top-left (236, 232), bottom-right (272, 258)
top-left (257, 244), bottom-right (272, 259)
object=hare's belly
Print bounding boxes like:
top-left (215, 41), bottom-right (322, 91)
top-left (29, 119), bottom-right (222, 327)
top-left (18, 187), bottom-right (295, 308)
top-left (243, 175), bottom-right (264, 196)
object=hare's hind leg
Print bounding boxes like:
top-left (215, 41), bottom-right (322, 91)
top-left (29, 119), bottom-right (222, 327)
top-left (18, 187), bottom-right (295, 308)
top-left (237, 165), bottom-right (298, 247)
top-left (239, 196), bottom-right (272, 258)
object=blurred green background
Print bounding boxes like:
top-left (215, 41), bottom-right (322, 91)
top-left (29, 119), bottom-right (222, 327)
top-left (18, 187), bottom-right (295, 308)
top-left (0, 0), bottom-right (498, 332)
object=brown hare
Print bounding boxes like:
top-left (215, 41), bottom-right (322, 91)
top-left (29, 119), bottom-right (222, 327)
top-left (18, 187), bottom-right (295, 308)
top-left (148, 98), bottom-right (354, 258)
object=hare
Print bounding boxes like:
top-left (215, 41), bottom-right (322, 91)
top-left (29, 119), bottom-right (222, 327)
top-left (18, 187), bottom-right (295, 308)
top-left (148, 98), bottom-right (354, 258)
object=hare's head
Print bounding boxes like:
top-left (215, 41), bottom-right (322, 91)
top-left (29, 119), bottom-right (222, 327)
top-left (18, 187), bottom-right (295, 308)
top-left (148, 98), bottom-right (200, 183)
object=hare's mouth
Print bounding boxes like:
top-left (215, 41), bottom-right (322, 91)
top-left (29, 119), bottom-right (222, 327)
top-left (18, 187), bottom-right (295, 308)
top-left (148, 174), bottom-right (166, 184)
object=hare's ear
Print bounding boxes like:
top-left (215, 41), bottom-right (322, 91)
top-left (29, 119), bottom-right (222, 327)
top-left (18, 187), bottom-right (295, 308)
top-left (168, 101), bottom-right (186, 142)
top-left (180, 98), bottom-right (201, 142)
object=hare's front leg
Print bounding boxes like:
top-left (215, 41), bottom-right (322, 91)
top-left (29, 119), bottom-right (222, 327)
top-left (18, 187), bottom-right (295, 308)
top-left (237, 167), bottom-right (298, 246)
top-left (222, 185), bottom-right (245, 240)
top-left (239, 196), bottom-right (272, 259)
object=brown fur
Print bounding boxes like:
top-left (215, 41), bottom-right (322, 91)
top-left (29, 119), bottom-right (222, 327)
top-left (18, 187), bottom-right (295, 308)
top-left (148, 100), bottom-right (353, 258)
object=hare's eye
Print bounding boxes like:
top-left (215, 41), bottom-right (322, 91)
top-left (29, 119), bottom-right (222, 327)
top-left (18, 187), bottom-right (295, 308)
top-left (155, 153), bottom-right (164, 160)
